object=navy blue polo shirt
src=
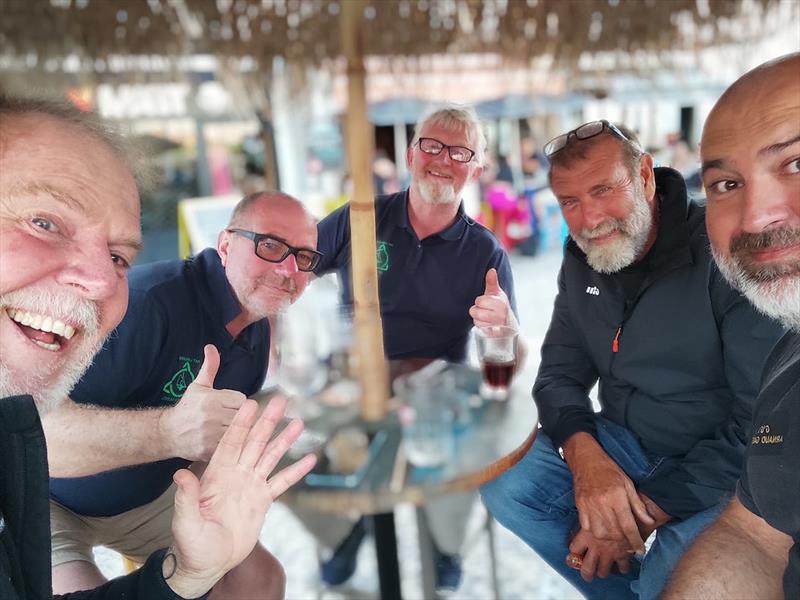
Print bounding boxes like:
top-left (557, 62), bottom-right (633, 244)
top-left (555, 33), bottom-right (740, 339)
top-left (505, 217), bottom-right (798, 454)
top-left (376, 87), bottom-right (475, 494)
top-left (50, 248), bottom-right (270, 517)
top-left (316, 190), bottom-right (516, 361)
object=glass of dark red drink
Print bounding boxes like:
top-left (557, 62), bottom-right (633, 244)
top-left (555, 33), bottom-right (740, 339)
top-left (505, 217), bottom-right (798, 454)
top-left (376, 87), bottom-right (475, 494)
top-left (475, 325), bottom-right (518, 401)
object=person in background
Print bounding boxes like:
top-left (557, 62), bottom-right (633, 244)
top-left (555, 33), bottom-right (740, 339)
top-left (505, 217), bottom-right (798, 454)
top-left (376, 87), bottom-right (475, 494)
top-left (306, 104), bottom-right (521, 591)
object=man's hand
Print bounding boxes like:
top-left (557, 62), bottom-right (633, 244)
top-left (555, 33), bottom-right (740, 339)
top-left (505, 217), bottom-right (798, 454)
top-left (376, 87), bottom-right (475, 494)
top-left (568, 528), bottom-right (633, 582)
top-left (159, 344), bottom-right (248, 461)
top-left (469, 269), bottom-right (517, 329)
top-left (164, 394), bottom-right (317, 598)
top-left (563, 433), bottom-right (654, 552)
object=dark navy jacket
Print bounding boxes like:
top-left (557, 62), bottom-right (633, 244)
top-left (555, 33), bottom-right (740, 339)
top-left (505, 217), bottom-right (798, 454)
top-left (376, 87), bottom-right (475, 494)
top-left (1, 395), bottom-right (202, 600)
top-left (50, 249), bottom-right (270, 517)
top-left (534, 168), bottom-right (786, 519)
top-left (316, 190), bottom-right (516, 361)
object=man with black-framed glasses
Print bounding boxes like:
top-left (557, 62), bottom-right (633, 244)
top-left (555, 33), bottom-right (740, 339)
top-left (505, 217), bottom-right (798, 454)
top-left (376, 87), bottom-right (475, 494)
top-left (44, 191), bottom-right (318, 599)
top-left (481, 120), bottom-right (784, 599)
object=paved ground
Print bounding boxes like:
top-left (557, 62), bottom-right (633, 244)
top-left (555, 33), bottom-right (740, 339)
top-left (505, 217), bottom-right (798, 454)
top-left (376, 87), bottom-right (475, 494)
top-left (95, 245), bottom-right (582, 599)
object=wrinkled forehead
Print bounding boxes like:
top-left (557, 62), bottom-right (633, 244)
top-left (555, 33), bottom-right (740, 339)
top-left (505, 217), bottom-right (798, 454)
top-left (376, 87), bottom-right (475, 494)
top-left (0, 115), bottom-right (141, 228)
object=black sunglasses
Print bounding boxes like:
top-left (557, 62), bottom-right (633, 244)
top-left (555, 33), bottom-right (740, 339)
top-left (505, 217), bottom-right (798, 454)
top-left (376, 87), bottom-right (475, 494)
top-left (543, 120), bottom-right (642, 157)
top-left (416, 137), bottom-right (476, 163)
top-left (227, 228), bottom-right (322, 272)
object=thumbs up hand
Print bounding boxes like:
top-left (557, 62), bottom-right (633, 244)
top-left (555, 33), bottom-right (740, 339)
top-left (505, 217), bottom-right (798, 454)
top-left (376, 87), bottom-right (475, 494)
top-left (469, 269), bottom-right (518, 330)
top-left (159, 344), bottom-right (248, 461)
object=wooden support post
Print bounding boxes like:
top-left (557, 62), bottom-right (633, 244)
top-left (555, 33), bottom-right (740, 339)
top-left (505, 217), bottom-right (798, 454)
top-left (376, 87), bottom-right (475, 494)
top-left (340, 0), bottom-right (389, 422)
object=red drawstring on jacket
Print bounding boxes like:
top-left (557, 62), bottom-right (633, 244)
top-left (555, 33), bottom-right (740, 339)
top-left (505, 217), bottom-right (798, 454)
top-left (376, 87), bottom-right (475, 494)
top-left (612, 327), bottom-right (622, 353)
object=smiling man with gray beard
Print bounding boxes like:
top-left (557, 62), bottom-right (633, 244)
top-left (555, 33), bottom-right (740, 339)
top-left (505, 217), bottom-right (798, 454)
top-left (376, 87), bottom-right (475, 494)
top-left (664, 52), bottom-right (800, 600)
top-left (43, 190), bottom-right (319, 599)
top-left (480, 120), bottom-right (786, 600)
top-left (0, 96), bottom-right (315, 600)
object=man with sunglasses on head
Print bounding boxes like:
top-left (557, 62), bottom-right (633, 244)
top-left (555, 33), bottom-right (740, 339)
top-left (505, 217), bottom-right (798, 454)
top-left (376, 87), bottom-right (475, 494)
top-left (44, 191), bottom-right (319, 599)
top-left (295, 105), bottom-right (519, 591)
top-left (481, 120), bottom-right (784, 599)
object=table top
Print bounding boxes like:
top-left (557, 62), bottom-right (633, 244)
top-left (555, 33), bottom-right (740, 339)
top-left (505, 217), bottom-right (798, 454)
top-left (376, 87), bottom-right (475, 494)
top-left (260, 363), bottom-right (538, 515)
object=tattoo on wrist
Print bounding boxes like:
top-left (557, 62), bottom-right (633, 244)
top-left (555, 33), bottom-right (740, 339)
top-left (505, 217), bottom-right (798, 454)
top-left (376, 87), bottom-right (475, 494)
top-left (162, 551), bottom-right (178, 580)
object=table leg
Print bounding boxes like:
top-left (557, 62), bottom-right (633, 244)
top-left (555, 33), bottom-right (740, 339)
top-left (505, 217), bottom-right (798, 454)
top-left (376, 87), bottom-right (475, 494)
top-left (415, 506), bottom-right (438, 600)
top-left (369, 512), bottom-right (402, 600)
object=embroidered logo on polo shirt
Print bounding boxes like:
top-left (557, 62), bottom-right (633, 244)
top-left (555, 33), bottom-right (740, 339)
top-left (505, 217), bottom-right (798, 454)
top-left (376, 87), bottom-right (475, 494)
top-left (377, 241), bottom-right (391, 272)
top-left (162, 358), bottom-right (200, 400)
top-left (586, 286), bottom-right (600, 296)
top-left (749, 414), bottom-right (788, 456)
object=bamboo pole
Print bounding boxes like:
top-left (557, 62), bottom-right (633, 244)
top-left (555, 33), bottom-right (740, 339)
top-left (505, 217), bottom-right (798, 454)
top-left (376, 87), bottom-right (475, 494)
top-left (340, 0), bottom-right (389, 422)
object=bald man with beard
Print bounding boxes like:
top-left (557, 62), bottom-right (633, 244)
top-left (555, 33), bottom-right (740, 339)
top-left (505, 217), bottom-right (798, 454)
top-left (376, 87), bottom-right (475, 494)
top-left (663, 53), bottom-right (800, 599)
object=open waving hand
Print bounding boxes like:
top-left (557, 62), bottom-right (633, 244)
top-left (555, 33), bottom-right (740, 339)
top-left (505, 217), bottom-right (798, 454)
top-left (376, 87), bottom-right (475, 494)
top-left (164, 394), bottom-right (316, 598)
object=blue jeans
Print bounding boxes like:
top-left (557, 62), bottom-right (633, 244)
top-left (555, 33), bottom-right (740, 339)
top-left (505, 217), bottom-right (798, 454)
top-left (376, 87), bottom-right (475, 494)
top-left (481, 418), bottom-right (727, 600)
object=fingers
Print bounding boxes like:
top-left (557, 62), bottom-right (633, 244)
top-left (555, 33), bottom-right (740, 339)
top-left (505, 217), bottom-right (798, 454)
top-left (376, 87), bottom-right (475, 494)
top-left (220, 390), bottom-right (247, 410)
top-left (194, 344), bottom-right (221, 388)
top-left (208, 400), bottom-right (259, 467)
top-left (628, 486), bottom-right (655, 526)
top-left (615, 556), bottom-right (631, 575)
top-left (172, 468), bottom-right (202, 524)
top-left (254, 417), bottom-right (305, 478)
top-left (484, 268), bottom-right (501, 295)
top-left (580, 548), bottom-right (598, 582)
top-left (237, 396), bottom-right (288, 469)
top-left (568, 531), bottom-right (590, 555)
top-left (613, 503), bottom-right (645, 553)
top-left (265, 453), bottom-right (317, 499)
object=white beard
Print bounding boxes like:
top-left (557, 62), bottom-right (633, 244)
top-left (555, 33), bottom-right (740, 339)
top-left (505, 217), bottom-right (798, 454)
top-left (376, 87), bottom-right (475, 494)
top-left (573, 190), bottom-right (653, 274)
top-left (416, 176), bottom-right (459, 205)
top-left (712, 247), bottom-right (800, 332)
top-left (0, 287), bottom-right (102, 416)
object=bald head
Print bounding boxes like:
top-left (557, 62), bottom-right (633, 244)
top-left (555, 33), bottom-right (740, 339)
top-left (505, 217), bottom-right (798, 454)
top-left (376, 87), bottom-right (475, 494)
top-left (228, 191), bottom-right (315, 231)
top-left (219, 191), bottom-right (317, 321)
top-left (701, 53), bottom-right (800, 331)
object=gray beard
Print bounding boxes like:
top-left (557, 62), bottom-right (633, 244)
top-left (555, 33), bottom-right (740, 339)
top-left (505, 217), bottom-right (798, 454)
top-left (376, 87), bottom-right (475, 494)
top-left (415, 177), bottom-right (459, 205)
top-left (0, 287), bottom-right (102, 416)
top-left (712, 248), bottom-right (800, 332)
top-left (0, 344), bottom-right (101, 415)
top-left (573, 192), bottom-right (653, 274)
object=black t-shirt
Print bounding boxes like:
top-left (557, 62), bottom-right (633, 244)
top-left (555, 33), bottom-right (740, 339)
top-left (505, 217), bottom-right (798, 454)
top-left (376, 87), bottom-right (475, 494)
top-left (737, 331), bottom-right (800, 597)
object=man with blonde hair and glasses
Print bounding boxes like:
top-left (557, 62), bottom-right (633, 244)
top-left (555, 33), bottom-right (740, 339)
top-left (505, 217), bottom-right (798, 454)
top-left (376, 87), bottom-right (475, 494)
top-left (296, 105), bottom-right (520, 591)
top-left (45, 190), bottom-right (319, 599)
top-left (481, 119), bottom-right (784, 599)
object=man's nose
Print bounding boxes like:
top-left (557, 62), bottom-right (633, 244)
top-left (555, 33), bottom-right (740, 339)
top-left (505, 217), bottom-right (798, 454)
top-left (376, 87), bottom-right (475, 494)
top-left (276, 253), bottom-right (300, 275)
top-left (55, 243), bottom-right (119, 301)
top-left (740, 175), bottom-right (800, 233)
top-left (581, 200), bottom-right (608, 230)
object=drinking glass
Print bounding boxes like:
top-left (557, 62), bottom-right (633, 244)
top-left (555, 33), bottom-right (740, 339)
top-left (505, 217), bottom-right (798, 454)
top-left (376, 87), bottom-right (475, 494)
top-left (394, 368), bottom-right (455, 468)
top-left (275, 307), bottom-right (328, 419)
top-left (474, 325), bottom-right (518, 401)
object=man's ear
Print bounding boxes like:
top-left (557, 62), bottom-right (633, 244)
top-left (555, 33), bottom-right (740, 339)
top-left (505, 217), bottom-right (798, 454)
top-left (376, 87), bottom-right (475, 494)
top-left (217, 230), bottom-right (230, 266)
top-left (406, 144), bottom-right (414, 169)
top-left (470, 164), bottom-right (484, 182)
top-left (640, 153), bottom-right (656, 201)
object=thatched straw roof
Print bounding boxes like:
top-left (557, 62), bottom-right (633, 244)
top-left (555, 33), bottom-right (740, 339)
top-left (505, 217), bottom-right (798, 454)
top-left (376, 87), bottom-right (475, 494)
top-left (1, 0), bottom-right (787, 75)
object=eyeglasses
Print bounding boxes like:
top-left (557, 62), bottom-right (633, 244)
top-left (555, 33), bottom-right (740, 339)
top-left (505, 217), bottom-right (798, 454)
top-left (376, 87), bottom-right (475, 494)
top-left (543, 120), bottom-right (641, 157)
top-left (226, 228), bottom-right (323, 272)
top-left (416, 137), bottom-right (476, 163)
